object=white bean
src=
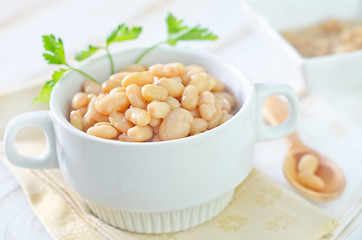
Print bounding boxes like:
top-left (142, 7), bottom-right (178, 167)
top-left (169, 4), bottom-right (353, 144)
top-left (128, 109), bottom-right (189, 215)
top-left (297, 172), bottom-right (325, 191)
top-left (125, 108), bottom-right (151, 126)
top-left (147, 101), bottom-right (171, 118)
top-left (126, 84), bottom-right (146, 109)
top-left (141, 84), bottom-right (168, 101)
top-left (220, 110), bottom-right (233, 124)
top-left (127, 125), bottom-right (153, 142)
top-left (207, 106), bottom-right (222, 129)
top-left (83, 80), bottom-right (103, 95)
top-left (96, 92), bottom-right (130, 115)
top-left (211, 77), bottom-right (225, 92)
top-left (102, 79), bottom-right (123, 93)
top-left (216, 92), bottom-right (236, 108)
top-left (188, 72), bottom-right (208, 93)
top-left (149, 63), bottom-right (185, 78)
top-left (156, 77), bottom-right (185, 97)
top-left (109, 86), bottom-right (126, 94)
top-left (87, 124), bottom-right (118, 139)
top-left (109, 112), bottom-right (134, 133)
top-left (165, 96), bottom-right (180, 110)
top-left (182, 65), bottom-right (205, 85)
top-left (298, 154), bottom-right (319, 173)
top-left (122, 71), bottom-right (154, 87)
top-left (159, 108), bottom-right (193, 141)
top-left (214, 93), bottom-right (231, 112)
top-left (149, 118), bottom-right (162, 128)
top-left (190, 118), bottom-right (208, 135)
top-left (198, 91), bottom-right (216, 121)
top-left (118, 134), bottom-right (133, 142)
top-left (181, 85), bottom-right (199, 110)
top-left (70, 110), bottom-right (83, 131)
top-left (72, 92), bottom-right (89, 109)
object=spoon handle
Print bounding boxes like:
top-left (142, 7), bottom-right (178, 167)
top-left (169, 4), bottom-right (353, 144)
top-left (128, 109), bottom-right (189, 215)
top-left (263, 95), bottom-right (304, 148)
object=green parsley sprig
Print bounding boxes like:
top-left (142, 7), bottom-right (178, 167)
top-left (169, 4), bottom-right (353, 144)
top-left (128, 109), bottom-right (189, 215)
top-left (33, 69), bottom-right (67, 103)
top-left (34, 14), bottom-right (217, 104)
top-left (75, 24), bottom-right (142, 74)
top-left (134, 13), bottom-right (218, 64)
top-left (33, 35), bottom-right (98, 103)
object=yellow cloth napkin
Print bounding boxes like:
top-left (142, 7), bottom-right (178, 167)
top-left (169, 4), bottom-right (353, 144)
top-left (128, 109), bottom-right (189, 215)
top-left (0, 82), bottom-right (338, 240)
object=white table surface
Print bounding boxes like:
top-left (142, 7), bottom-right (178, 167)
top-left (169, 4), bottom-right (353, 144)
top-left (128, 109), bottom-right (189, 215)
top-left (0, 0), bottom-right (361, 239)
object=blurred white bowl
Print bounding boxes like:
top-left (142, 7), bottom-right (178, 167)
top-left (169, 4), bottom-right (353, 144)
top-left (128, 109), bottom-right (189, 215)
top-left (241, 0), bottom-right (362, 98)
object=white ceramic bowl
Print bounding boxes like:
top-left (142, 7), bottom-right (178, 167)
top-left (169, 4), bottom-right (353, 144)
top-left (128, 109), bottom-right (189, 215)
top-left (4, 47), bottom-right (300, 233)
top-left (242, 0), bottom-right (362, 97)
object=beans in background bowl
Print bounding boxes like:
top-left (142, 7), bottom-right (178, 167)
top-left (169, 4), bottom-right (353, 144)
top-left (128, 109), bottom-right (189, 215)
top-left (281, 19), bottom-right (362, 57)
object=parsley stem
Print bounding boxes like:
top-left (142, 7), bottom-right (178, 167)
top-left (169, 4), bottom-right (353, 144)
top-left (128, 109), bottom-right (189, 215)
top-left (105, 46), bottom-right (115, 74)
top-left (134, 41), bottom-right (165, 64)
top-left (66, 64), bottom-right (99, 83)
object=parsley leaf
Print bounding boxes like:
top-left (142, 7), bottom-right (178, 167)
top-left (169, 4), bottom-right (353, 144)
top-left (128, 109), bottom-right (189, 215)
top-left (35, 34), bottom-right (99, 104)
top-left (75, 45), bottom-right (100, 61)
top-left (135, 13), bottom-right (218, 63)
top-left (32, 86), bottom-right (52, 104)
top-left (105, 24), bottom-right (142, 74)
top-left (166, 13), bottom-right (218, 45)
top-left (33, 69), bottom-right (67, 103)
top-left (166, 13), bottom-right (217, 45)
top-left (42, 35), bottom-right (66, 64)
top-left (76, 24), bottom-right (142, 74)
top-left (106, 24), bottom-right (142, 46)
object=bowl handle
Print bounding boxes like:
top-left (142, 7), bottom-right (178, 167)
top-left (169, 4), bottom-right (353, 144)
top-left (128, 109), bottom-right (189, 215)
top-left (4, 111), bottom-right (59, 169)
top-left (254, 83), bottom-right (300, 142)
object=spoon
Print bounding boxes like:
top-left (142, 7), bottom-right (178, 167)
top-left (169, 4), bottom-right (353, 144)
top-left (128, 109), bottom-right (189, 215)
top-left (263, 95), bottom-right (346, 202)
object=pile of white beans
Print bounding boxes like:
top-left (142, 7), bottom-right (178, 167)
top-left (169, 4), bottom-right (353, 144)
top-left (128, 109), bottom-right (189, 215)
top-left (69, 63), bottom-right (237, 142)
